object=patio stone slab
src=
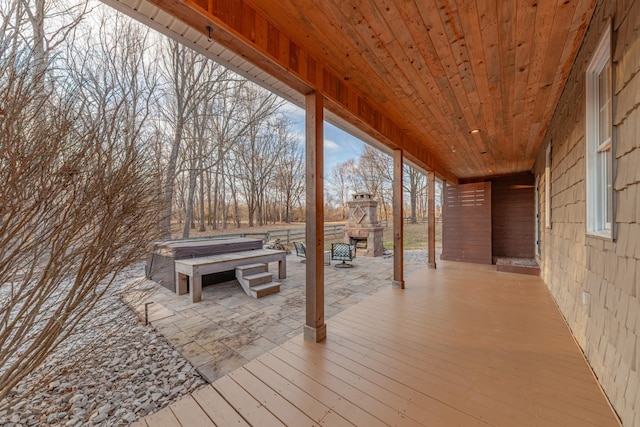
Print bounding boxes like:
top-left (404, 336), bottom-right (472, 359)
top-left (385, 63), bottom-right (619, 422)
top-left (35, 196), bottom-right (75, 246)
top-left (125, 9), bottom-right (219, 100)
top-left (136, 251), bottom-right (428, 382)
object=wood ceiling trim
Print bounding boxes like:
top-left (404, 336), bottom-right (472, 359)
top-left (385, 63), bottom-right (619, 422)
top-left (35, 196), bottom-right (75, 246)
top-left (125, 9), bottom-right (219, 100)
top-left (511, 0), bottom-right (538, 171)
top-left (303, 0), bottom-right (460, 163)
top-left (237, 0), bottom-right (574, 179)
top-left (146, 0), bottom-right (457, 182)
top-left (287, 0), bottom-right (484, 176)
top-left (146, 0), bottom-right (595, 180)
top-left (519, 0), bottom-right (564, 171)
top-left (346, 0), bottom-right (483, 174)
top-left (454, 1), bottom-right (499, 174)
top-left (526, 0), bottom-right (580, 160)
top-left (431, 1), bottom-right (488, 157)
top-left (527, 0), bottom-right (595, 162)
top-left (325, 1), bottom-right (452, 146)
top-left (411, 2), bottom-right (485, 166)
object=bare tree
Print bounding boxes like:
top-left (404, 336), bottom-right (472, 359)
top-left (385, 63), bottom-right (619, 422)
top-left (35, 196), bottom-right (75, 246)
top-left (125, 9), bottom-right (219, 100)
top-left (180, 125), bottom-right (201, 237)
top-left (233, 84), bottom-right (285, 227)
top-left (226, 156), bottom-right (243, 228)
top-left (270, 119), bottom-right (304, 223)
top-left (329, 159), bottom-right (358, 220)
top-left (357, 145), bottom-right (393, 220)
top-left (159, 40), bottom-right (213, 239)
top-left (403, 165), bottom-right (426, 223)
top-left (15, 0), bottom-right (88, 92)
top-left (0, 10), bottom-right (160, 401)
top-left (206, 76), bottom-right (247, 230)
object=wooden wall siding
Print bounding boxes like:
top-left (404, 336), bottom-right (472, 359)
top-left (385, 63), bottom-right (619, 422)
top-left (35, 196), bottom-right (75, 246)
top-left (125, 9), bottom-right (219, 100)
top-left (135, 0), bottom-right (597, 180)
top-left (142, 0), bottom-right (458, 183)
top-left (442, 182), bottom-right (492, 264)
top-left (533, 0), bottom-right (640, 425)
top-left (491, 173), bottom-right (536, 259)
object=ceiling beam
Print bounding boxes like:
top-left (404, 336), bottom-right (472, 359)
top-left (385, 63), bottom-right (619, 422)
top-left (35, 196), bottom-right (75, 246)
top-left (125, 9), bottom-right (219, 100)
top-left (147, 0), bottom-right (458, 183)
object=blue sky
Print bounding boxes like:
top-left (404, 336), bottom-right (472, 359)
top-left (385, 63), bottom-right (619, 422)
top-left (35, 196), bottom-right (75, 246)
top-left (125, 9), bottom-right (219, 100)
top-left (282, 103), bottom-right (365, 173)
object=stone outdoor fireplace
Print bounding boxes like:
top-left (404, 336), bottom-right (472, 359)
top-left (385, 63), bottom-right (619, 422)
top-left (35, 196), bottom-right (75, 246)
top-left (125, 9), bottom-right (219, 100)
top-left (343, 193), bottom-right (384, 257)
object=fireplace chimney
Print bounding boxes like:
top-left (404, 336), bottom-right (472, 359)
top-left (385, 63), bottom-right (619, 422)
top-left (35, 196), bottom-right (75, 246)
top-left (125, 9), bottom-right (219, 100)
top-left (343, 193), bottom-right (384, 257)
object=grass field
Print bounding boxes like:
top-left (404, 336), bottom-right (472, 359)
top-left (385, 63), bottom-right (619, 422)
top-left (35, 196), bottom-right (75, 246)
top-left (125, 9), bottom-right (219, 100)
top-left (313, 221), bottom-right (441, 251)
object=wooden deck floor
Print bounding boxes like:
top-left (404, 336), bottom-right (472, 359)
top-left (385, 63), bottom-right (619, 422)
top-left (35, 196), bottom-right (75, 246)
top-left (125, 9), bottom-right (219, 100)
top-left (134, 261), bottom-right (620, 426)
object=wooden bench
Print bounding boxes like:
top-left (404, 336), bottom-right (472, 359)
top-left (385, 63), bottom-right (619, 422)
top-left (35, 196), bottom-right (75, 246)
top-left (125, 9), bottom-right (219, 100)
top-left (175, 249), bottom-right (287, 303)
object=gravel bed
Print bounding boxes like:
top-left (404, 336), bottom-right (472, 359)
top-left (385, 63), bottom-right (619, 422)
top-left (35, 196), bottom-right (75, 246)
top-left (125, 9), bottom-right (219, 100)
top-left (0, 252), bottom-right (434, 426)
top-left (0, 265), bottom-right (206, 426)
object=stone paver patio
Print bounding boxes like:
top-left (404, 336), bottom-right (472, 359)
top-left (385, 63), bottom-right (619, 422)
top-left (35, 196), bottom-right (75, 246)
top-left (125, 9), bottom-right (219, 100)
top-left (134, 252), bottom-right (429, 382)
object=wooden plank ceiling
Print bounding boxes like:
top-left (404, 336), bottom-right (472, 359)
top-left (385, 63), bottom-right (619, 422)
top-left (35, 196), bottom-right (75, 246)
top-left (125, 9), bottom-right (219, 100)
top-left (126, 0), bottom-right (596, 180)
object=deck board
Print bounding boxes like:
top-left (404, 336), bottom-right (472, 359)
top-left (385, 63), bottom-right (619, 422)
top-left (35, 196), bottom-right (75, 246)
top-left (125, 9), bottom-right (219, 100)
top-left (191, 386), bottom-right (250, 426)
top-left (140, 261), bottom-right (620, 426)
top-left (243, 359), bottom-right (334, 423)
top-left (168, 395), bottom-right (217, 427)
top-left (281, 339), bottom-right (467, 426)
top-left (144, 407), bottom-right (181, 427)
top-left (270, 345), bottom-right (423, 427)
top-left (213, 376), bottom-right (286, 427)
top-left (228, 364), bottom-right (319, 426)
top-left (285, 337), bottom-right (487, 425)
top-left (259, 352), bottom-right (387, 427)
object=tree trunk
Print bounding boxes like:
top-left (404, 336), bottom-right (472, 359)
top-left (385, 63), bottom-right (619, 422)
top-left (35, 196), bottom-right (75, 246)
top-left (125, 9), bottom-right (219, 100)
top-left (410, 189), bottom-right (417, 224)
top-left (247, 194), bottom-right (255, 227)
top-left (256, 193), bottom-right (263, 226)
top-left (161, 120), bottom-right (183, 239)
top-left (198, 146), bottom-right (206, 232)
top-left (206, 169), bottom-right (212, 227)
top-left (212, 163), bottom-right (219, 230)
top-left (182, 165), bottom-right (197, 238)
top-left (221, 169), bottom-right (227, 229)
top-left (229, 174), bottom-right (241, 228)
top-left (198, 170), bottom-right (206, 232)
top-left (30, 0), bottom-right (47, 94)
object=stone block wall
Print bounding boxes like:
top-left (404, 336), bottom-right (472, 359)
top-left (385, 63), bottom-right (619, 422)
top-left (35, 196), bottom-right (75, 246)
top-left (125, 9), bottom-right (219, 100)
top-left (533, 0), bottom-right (640, 425)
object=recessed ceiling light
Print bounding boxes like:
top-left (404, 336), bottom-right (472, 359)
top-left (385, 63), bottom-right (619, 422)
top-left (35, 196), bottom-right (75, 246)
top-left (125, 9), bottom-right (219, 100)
top-left (469, 129), bottom-right (481, 134)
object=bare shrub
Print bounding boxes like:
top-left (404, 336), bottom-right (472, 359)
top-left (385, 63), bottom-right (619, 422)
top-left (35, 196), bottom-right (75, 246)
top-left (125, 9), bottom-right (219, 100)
top-left (0, 10), bottom-right (160, 402)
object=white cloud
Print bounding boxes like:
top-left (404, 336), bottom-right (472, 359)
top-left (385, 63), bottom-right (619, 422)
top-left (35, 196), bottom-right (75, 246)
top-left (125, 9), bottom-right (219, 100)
top-left (281, 102), bottom-right (305, 125)
top-left (324, 139), bottom-right (340, 150)
top-left (281, 102), bottom-right (304, 114)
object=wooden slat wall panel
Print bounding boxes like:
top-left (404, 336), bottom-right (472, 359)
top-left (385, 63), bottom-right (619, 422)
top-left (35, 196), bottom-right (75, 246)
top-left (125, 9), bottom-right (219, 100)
top-left (491, 173), bottom-right (536, 259)
top-left (442, 182), bottom-right (492, 264)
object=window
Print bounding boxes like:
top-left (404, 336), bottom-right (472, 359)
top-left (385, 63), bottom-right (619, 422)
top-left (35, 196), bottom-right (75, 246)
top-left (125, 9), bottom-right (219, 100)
top-left (586, 23), bottom-right (613, 238)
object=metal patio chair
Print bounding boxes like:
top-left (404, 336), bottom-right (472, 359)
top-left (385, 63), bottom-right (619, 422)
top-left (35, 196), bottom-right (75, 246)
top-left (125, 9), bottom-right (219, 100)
top-left (293, 241), bottom-right (306, 262)
top-left (331, 243), bottom-right (356, 268)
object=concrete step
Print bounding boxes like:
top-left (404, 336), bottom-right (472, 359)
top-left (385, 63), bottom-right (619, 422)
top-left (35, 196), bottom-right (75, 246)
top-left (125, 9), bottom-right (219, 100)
top-left (236, 263), bottom-right (268, 277)
top-left (235, 264), bottom-right (279, 299)
top-left (244, 272), bottom-right (274, 287)
top-left (495, 258), bottom-right (540, 276)
top-left (251, 282), bottom-right (281, 298)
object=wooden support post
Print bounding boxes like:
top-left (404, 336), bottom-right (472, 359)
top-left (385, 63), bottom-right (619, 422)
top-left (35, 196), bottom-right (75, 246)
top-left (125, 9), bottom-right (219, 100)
top-left (304, 91), bottom-right (326, 342)
top-left (392, 149), bottom-right (404, 289)
top-left (428, 171), bottom-right (437, 269)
